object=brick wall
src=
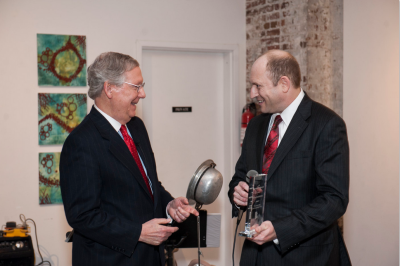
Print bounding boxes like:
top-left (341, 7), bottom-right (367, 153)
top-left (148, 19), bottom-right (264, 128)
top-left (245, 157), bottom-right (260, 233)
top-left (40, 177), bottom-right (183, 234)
top-left (246, 0), bottom-right (343, 117)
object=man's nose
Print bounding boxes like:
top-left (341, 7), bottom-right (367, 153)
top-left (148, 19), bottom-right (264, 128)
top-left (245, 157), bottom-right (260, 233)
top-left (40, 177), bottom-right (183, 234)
top-left (139, 87), bottom-right (146, 98)
top-left (250, 85), bottom-right (258, 99)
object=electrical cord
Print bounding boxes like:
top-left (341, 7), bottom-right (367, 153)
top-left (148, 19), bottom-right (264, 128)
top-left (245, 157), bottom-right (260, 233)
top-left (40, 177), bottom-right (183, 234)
top-left (20, 214), bottom-right (52, 266)
top-left (232, 209), bottom-right (244, 266)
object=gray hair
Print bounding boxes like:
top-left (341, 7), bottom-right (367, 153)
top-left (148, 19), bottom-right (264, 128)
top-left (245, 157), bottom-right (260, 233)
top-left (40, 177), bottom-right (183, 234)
top-left (87, 52), bottom-right (139, 99)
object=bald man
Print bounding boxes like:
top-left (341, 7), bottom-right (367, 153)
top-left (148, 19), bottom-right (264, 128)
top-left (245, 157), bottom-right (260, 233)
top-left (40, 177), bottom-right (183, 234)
top-left (228, 50), bottom-right (351, 265)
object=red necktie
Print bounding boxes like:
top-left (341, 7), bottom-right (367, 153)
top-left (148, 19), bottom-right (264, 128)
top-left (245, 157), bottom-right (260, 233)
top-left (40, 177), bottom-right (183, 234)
top-left (120, 125), bottom-right (153, 201)
top-left (262, 115), bottom-right (282, 174)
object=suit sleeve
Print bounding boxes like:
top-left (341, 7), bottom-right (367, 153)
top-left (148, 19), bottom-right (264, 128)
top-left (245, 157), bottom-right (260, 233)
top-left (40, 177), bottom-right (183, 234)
top-left (156, 180), bottom-right (174, 214)
top-left (227, 119), bottom-right (253, 218)
top-left (60, 133), bottom-right (141, 258)
top-left (272, 115), bottom-right (350, 253)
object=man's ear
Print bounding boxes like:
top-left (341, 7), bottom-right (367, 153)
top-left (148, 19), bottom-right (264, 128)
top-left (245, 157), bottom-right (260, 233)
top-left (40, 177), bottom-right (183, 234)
top-left (279, 76), bottom-right (291, 93)
top-left (104, 82), bottom-right (113, 99)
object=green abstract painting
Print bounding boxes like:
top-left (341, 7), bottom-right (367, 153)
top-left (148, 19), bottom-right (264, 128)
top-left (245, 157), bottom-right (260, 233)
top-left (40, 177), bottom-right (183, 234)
top-left (39, 152), bottom-right (62, 205)
top-left (38, 93), bottom-right (87, 145)
top-left (37, 34), bottom-right (87, 86)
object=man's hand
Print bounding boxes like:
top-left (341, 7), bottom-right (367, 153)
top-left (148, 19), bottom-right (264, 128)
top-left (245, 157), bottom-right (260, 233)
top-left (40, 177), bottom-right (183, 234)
top-left (167, 197), bottom-right (199, 223)
top-left (247, 221), bottom-right (277, 245)
top-left (139, 218), bottom-right (178, 246)
top-left (233, 181), bottom-right (249, 207)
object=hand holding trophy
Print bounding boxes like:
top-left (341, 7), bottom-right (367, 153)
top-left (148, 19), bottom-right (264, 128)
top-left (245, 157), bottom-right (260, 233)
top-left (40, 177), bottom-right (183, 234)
top-left (239, 170), bottom-right (267, 238)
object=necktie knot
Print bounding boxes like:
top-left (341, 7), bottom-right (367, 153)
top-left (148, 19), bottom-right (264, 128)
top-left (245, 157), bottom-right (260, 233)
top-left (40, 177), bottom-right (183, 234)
top-left (120, 125), bottom-right (128, 137)
top-left (120, 125), bottom-right (133, 145)
top-left (272, 115), bottom-right (282, 129)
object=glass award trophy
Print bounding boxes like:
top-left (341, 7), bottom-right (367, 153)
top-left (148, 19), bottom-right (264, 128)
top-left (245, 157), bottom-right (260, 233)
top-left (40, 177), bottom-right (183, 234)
top-left (239, 170), bottom-right (267, 238)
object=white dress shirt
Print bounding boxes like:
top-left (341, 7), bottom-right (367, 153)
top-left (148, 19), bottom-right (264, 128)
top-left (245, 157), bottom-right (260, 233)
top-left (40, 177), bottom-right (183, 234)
top-left (265, 88), bottom-right (305, 146)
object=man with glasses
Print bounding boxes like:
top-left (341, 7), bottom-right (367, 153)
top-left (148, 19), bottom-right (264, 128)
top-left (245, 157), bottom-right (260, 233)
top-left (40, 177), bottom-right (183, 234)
top-left (60, 52), bottom-right (198, 266)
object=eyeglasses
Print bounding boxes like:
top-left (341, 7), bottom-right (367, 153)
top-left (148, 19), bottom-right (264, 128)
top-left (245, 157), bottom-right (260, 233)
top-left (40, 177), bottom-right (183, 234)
top-left (124, 82), bottom-right (145, 92)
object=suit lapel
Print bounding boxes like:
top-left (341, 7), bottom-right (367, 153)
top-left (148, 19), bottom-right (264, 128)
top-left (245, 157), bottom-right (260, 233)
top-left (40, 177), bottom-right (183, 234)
top-left (90, 107), bottom-right (154, 204)
top-left (266, 94), bottom-right (312, 181)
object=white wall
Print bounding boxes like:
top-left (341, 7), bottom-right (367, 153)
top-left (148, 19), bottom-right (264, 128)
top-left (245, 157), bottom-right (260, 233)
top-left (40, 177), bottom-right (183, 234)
top-left (0, 1), bottom-right (246, 265)
top-left (343, 1), bottom-right (399, 265)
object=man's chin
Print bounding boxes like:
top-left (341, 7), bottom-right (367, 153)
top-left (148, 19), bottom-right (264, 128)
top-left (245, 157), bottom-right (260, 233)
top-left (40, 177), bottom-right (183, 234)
top-left (259, 105), bottom-right (268, 113)
top-left (129, 105), bottom-right (137, 117)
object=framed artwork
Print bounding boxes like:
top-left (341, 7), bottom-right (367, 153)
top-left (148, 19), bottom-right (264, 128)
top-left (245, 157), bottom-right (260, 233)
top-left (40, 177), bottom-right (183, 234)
top-left (39, 152), bottom-right (62, 205)
top-left (37, 34), bottom-right (87, 86)
top-left (38, 93), bottom-right (87, 145)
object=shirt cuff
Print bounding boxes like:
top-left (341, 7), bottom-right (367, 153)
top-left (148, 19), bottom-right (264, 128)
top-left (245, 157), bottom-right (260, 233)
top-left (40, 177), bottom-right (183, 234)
top-left (166, 206), bottom-right (173, 224)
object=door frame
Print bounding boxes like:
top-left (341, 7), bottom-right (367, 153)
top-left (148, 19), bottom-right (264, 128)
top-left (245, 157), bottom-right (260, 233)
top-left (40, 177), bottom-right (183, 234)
top-left (136, 40), bottom-right (241, 264)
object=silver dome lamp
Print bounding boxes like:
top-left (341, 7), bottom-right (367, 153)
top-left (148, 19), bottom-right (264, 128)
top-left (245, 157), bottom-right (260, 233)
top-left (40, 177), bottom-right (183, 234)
top-left (186, 159), bottom-right (223, 266)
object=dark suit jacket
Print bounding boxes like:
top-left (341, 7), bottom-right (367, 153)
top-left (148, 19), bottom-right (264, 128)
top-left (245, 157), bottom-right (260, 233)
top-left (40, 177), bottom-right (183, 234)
top-left (228, 94), bottom-right (351, 266)
top-left (60, 106), bottom-right (174, 266)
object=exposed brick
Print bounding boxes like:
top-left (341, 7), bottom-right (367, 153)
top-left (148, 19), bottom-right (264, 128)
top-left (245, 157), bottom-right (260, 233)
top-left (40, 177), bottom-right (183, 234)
top-left (269, 12), bottom-right (280, 19)
top-left (262, 15), bottom-right (267, 21)
top-left (281, 35), bottom-right (290, 42)
top-left (267, 45), bottom-right (280, 50)
top-left (251, 0), bottom-right (267, 7)
top-left (282, 43), bottom-right (292, 50)
top-left (260, 37), bottom-right (271, 45)
top-left (246, 0), bottom-right (343, 118)
top-left (267, 29), bottom-right (280, 36)
top-left (260, 5), bottom-right (274, 12)
top-left (281, 2), bottom-right (289, 9)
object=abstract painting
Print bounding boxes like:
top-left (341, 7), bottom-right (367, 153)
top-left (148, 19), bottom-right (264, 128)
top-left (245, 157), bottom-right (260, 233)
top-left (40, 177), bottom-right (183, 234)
top-left (37, 34), bottom-right (87, 86)
top-left (39, 152), bottom-right (62, 205)
top-left (38, 93), bottom-right (87, 145)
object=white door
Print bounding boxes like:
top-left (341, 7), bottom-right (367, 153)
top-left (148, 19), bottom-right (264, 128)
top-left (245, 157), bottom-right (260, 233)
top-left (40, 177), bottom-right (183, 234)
top-left (142, 49), bottom-right (228, 266)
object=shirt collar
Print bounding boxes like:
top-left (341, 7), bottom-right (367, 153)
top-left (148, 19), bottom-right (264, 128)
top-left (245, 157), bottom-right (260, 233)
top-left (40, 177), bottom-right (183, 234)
top-left (94, 104), bottom-right (123, 132)
top-left (273, 88), bottom-right (305, 126)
